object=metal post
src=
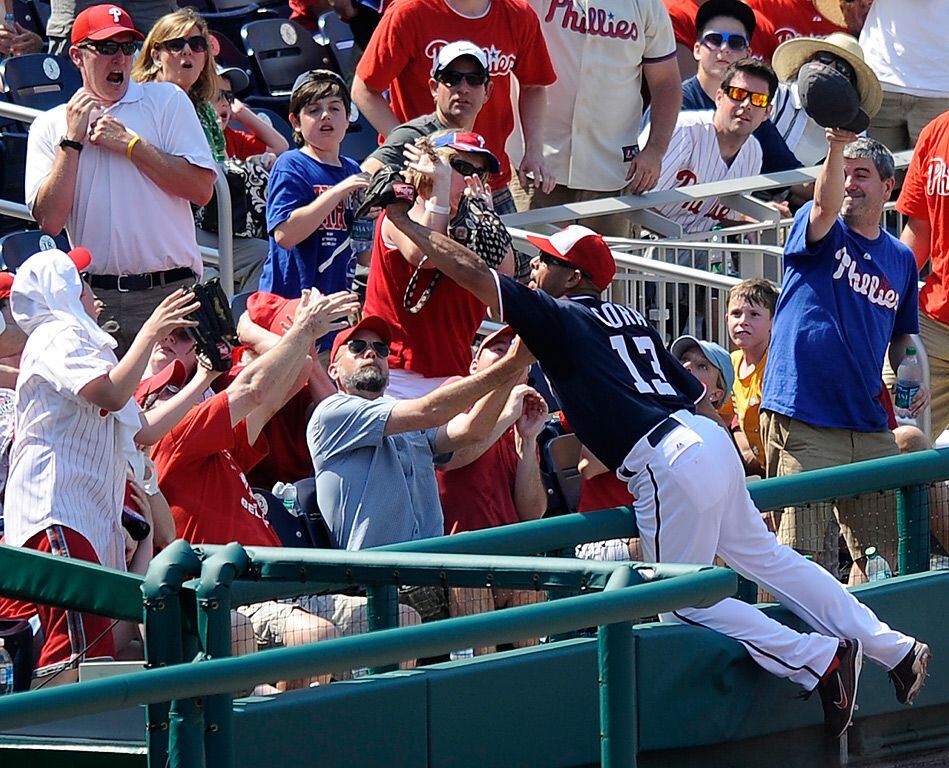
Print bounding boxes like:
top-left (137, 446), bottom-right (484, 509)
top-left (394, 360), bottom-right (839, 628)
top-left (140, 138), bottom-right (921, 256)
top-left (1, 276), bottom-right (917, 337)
top-left (213, 165), bottom-right (235, 298)
top-left (195, 543), bottom-right (249, 768)
top-left (897, 485), bottom-right (931, 575)
top-left (366, 584), bottom-right (399, 674)
top-left (598, 566), bottom-right (638, 768)
top-left (169, 634), bottom-right (207, 768)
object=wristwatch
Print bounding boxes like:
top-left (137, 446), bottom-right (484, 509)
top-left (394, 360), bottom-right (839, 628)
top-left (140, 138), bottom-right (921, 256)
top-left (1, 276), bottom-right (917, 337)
top-left (59, 138), bottom-right (83, 153)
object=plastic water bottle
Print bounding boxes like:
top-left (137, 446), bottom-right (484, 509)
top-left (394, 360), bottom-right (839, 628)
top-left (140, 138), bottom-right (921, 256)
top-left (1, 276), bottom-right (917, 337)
top-left (272, 482), bottom-right (300, 517)
top-left (449, 648), bottom-right (474, 661)
top-left (351, 216), bottom-right (375, 258)
top-left (894, 346), bottom-right (922, 418)
top-left (865, 546), bottom-right (893, 581)
top-left (0, 639), bottom-right (14, 695)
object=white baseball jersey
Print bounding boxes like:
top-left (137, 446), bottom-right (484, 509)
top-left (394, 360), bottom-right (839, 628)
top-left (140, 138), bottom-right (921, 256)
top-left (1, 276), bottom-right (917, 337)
top-left (4, 323), bottom-right (134, 571)
top-left (639, 111), bottom-right (763, 234)
top-left (525, 0), bottom-right (675, 192)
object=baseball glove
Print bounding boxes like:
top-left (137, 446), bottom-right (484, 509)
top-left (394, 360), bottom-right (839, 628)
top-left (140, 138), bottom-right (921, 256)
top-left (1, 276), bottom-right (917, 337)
top-left (187, 278), bottom-right (238, 372)
top-left (354, 166), bottom-right (417, 220)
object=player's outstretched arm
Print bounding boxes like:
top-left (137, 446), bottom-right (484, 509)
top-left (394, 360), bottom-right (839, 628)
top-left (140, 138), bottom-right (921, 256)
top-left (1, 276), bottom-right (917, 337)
top-left (385, 201), bottom-right (501, 316)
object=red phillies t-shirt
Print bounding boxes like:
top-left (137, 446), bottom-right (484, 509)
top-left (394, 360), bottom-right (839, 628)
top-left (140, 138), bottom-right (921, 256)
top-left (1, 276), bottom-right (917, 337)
top-left (662, 0), bottom-right (778, 62)
top-left (225, 127), bottom-right (267, 160)
top-left (898, 111), bottom-right (949, 325)
top-left (438, 428), bottom-right (521, 532)
top-left (152, 392), bottom-right (281, 547)
top-left (363, 214), bottom-right (486, 377)
top-left (744, 0), bottom-right (844, 44)
top-left (355, 0), bottom-right (557, 189)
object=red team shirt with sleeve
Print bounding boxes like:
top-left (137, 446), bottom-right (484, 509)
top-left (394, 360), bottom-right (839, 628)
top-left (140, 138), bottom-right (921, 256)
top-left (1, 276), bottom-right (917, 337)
top-left (354, 0), bottom-right (557, 189)
top-left (363, 215), bottom-right (487, 378)
top-left (152, 391), bottom-right (281, 547)
top-left (897, 112), bottom-right (949, 325)
top-left (224, 127), bottom-right (267, 161)
top-left (662, 0), bottom-right (778, 61)
top-left (744, 0), bottom-right (844, 44)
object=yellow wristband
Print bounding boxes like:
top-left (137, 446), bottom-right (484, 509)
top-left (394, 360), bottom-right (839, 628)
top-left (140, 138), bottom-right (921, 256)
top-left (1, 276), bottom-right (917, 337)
top-left (126, 135), bottom-right (141, 160)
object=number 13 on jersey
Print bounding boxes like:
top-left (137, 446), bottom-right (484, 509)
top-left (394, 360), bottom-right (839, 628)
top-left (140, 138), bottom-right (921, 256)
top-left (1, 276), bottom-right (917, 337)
top-left (610, 335), bottom-right (677, 396)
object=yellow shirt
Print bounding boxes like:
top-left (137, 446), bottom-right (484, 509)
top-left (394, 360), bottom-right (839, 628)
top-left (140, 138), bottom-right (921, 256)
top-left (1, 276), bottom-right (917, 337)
top-left (730, 348), bottom-right (768, 461)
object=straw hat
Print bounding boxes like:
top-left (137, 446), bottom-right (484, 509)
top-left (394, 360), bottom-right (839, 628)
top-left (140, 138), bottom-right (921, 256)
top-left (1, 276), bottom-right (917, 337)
top-left (812, 0), bottom-right (847, 28)
top-left (772, 32), bottom-right (882, 117)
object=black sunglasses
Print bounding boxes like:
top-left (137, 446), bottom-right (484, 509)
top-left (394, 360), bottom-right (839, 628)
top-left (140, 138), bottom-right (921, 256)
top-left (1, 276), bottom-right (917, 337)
top-left (537, 252), bottom-right (593, 281)
top-left (80, 39), bottom-right (137, 56)
top-left (449, 157), bottom-right (489, 180)
top-left (219, 89), bottom-right (235, 103)
top-left (437, 69), bottom-right (489, 87)
top-left (812, 52), bottom-right (857, 86)
top-left (700, 31), bottom-right (749, 52)
top-left (160, 35), bottom-right (208, 54)
top-left (347, 339), bottom-right (390, 357)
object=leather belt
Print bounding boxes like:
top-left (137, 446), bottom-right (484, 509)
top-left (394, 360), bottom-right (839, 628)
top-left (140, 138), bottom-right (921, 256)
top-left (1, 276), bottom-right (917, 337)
top-left (646, 415), bottom-right (679, 449)
top-left (88, 267), bottom-right (195, 292)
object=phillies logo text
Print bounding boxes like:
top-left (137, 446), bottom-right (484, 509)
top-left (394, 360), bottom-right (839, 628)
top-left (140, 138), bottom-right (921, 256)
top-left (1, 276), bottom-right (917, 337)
top-left (925, 156), bottom-right (949, 197)
top-left (543, 0), bottom-right (639, 40)
top-left (832, 246), bottom-right (900, 310)
top-left (424, 40), bottom-right (515, 77)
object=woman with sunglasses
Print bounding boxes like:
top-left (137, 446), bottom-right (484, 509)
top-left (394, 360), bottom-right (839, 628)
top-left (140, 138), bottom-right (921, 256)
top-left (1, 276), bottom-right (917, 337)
top-left (362, 130), bottom-right (515, 399)
top-left (131, 9), bottom-right (224, 162)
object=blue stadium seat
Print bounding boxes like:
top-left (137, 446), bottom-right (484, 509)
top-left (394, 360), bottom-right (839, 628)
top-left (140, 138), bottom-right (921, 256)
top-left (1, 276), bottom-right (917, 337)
top-left (230, 289), bottom-right (253, 323)
top-left (318, 11), bottom-right (355, 76)
top-left (241, 19), bottom-right (339, 98)
top-left (0, 54), bottom-right (81, 112)
top-left (252, 487), bottom-right (313, 548)
top-left (0, 230), bottom-right (70, 272)
top-left (229, 107), bottom-right (294, 148)
top-left (340, 108), bottom-right (381, 165)
top-left (294, 476), bottom-right (334, 548)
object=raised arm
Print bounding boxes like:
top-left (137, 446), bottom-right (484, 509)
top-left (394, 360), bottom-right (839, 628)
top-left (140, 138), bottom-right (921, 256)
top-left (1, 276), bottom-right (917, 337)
top-left (135, 365), bottom-right (221, 445)
top-left (229, 101), bottom-right (290, 155)
top-left (511, 388), bottom-right (548, 521)
top-left (808, 128), bottom-right (858, 246)
top-left (352, 74), bottom-right (400, 136)
top-left (274, 173), bottom-right (370, 249)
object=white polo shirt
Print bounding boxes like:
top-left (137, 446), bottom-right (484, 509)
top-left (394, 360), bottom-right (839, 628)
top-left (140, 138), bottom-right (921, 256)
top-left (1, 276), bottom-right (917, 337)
top-left (25, 80), bottom-right (216, 276)
top-left (639, 110), bottom-right (763, 234)
top-left (526, 0), bottom-right (675, 192)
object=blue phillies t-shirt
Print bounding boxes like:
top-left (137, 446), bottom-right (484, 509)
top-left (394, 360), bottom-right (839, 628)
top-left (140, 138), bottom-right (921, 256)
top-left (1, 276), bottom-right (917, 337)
top-left (761, 202), bottom-right (919, 432)
top-left (496, 274), bottom-right (704, 471)
top-left (261, 149), bottom-right (361, 300)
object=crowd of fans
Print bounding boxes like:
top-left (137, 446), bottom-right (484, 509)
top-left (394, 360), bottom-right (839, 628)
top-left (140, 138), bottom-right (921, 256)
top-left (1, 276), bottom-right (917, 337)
top-left (0, 0), bottom-right (947, 689)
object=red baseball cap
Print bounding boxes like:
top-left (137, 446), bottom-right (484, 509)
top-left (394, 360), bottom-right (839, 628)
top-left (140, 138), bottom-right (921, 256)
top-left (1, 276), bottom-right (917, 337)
top-left (330, 315), bottom-right (393, 361)
top-left (526, 225), bottom-right (616, 292)
top-left (134, 359), bottom-right (187, 406)
top-left (71, 4), bottom-right (144, 44)
top-left (245, 291), bottom-right (302, 336)
top-left (0, 272), bottom-right (13, 301)
top-left (474, 325), bottom-right (515, 359)
top-left (68, 246), bottom-right (92, 272)
top-left (431, 131), bottom-right (500, 174)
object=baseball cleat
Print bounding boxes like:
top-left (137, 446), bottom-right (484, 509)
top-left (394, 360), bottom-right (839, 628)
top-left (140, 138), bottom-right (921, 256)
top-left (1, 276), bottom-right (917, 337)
top-left (889, 641), bottom-right (931, 706)
top-left (817, 639), bottom-right (863, 739)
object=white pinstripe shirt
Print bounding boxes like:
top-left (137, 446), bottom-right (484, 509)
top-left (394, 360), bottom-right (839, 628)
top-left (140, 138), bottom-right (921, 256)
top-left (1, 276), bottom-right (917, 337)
top-left (639, 111), bottom-right (763, 234)
top-left (4, 322), bottom-right (134, 571)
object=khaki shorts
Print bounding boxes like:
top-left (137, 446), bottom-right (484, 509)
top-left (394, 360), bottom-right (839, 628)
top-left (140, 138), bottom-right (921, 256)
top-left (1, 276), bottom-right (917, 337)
top-left (760, 410), bottom-right (899, 558)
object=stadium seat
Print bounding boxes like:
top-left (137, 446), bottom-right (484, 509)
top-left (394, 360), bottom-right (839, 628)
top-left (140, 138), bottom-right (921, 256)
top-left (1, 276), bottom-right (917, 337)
top-left (229, 107), bottom-right (294, 148)
top-left (0, 229), bottom-right (69, 271)
top-left (11, 0), bottom-right (43, 36)
top-left (229, 289), bottom-right (252, 323)
top-left (0, 54), bottom-right (81, 112)
top-left (294, 476), bottom-right (334, 548)
top-left (542, 432), bottom-right (582, 516)
top-left (241, 19), bottom-right (339, 98)
top-left (252, 487), bottom-right (313, 548)
top-left (202, 4), bottom-right (277, 56)
top-left (318, 11), bottom-right (355, 76)
top-left (340, 108), bottom-right (380, 165)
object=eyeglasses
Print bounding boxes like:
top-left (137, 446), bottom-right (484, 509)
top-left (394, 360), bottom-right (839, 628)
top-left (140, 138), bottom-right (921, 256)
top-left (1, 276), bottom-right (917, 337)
top-left (700, 31), bottom-right (749, 52)
top-left (723, 84), bottom-right (771, 107)
top-left (537, 252), bottom-right (593, 281)
top-left (219, 89), bottom-right (235, 103)
top-left (437, 69), bottom-right (489, 87)
top-left (346, 339), bottom-right (390, 357)
top-left (159, 35), bottom-right (208, 54)
top-left (80, 39), bottom-right (137, 56)
top-left (449, 157), bottom-right (489, 180)
top-left (811, 52), bottom-right (858, 86)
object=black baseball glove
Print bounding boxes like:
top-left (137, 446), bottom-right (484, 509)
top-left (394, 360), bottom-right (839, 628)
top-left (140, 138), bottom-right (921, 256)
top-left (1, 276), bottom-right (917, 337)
top-left (354, 166), bottom-right (417, 220)
top-left (187, 278), bottom-right (238, 372)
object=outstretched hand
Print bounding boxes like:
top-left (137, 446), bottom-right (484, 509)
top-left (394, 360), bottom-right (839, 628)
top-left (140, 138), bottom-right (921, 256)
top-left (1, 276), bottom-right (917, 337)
top-left (515, 387), bottom-right (548, 439)
top-left (292, 289), bottom-right (361, 340)
top-left (141, 288), bottom-right (200, 341)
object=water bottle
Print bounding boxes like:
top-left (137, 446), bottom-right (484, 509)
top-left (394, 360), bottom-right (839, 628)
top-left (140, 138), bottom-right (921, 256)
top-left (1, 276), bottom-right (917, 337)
top-left (0, 639), bottom-right (14, 695)
top-left (449, 648), bottom-right (474, 661)
top-left (894, 346), bottom-right (922, 418)
top-left (351, 215), bottom-right (375, 258)
top-left (865, 546), bottom-right (893, 581)
top-left (272, 482), bottom-right (300, 517)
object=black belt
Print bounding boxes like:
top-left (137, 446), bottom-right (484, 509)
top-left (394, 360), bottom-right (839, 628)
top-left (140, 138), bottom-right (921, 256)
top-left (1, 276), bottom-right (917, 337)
top-left (646, 416), bottom-right (680, 448)
top-left (88, 268), bottom-right (195, 292)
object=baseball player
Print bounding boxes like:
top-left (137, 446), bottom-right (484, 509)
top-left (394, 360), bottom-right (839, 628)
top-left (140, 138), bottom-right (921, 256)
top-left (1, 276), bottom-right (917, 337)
top-left (381, 190), bottom-right (931, 736)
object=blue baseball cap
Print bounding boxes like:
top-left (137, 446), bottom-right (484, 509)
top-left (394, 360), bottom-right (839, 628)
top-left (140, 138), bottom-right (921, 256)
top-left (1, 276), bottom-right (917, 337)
top-left (670, 335), bottom-right (735, 402)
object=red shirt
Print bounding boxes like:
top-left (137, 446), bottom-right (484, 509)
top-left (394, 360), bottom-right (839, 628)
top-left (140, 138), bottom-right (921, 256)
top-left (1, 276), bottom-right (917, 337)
top-left (662, 0), bottom-right (778, 62)
top-left (363, 214), bottom-right (486, 378)
top-left (355, 0), bottom-right (557, 189)
top-left (898, 111), bottom-right (949, 325)
top-left (577, 471), bottom-right (633, 512)
top-left (247, 388), bottom-right (316, 490)
top-left (438, 428), bottom-right (521, 532)
top-left (225, 127), bottom-right (267, 160)
top-left (744, 0), bottom-right (844, 44)
top-left (153, 392), bottom-right (281, 547)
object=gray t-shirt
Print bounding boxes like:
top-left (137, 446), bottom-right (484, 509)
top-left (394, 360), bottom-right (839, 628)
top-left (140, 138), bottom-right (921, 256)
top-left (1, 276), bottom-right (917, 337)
top-left (307, 393), bottom-right (446, 550)
top-left (48, 0), bottom-right (175, 42)
top-left (368, 112), bottom-right (448, 170)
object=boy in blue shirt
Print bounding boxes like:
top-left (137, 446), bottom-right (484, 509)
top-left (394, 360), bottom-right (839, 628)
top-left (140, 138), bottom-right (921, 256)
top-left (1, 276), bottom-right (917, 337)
top-left (261, 70), bottom-right (369, 331)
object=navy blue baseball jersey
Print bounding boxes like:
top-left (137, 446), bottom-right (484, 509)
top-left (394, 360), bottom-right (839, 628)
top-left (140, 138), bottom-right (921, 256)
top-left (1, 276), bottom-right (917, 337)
top-left (496, 273), bottom-right (704, 471)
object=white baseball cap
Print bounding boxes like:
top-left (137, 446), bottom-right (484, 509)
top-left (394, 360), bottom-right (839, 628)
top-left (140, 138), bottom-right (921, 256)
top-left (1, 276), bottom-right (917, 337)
top-left (435, 41), bottom-right (488, 75)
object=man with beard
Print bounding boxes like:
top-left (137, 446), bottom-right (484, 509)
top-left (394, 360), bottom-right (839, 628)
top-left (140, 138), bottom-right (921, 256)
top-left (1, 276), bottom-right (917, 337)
top-left (307, 315), bottom-right (533, 549)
